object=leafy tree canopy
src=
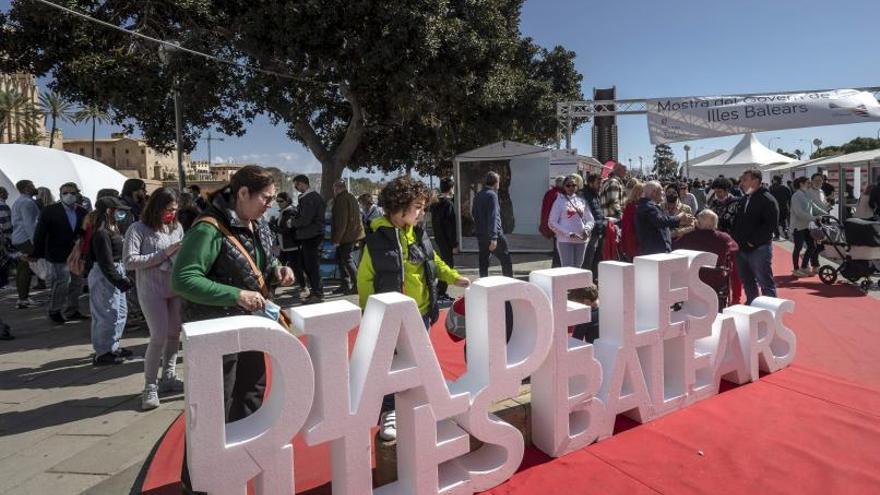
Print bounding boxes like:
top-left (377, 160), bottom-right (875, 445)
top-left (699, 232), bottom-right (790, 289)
top-left (1, 0), bottom-right (583, 197)
top-left (810, 137), bottom-right (880, 159)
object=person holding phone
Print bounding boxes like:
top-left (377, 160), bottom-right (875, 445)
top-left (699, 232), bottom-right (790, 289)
top-left (548, 174), bottom-right (594, 268)
top-left (123, 188), bottom-right (186, 410)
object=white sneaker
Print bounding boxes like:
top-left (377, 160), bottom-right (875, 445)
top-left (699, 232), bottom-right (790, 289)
top-left (142, 385), bottom-right (160, 410)
top-left (158, 375), bottom-right (185, 394)
top-left (808, 267), bottom-right (819, 276)
top-left (792, 269), bottom-right (809, 277)
top-left (379, 411), bottom-right (397, 441)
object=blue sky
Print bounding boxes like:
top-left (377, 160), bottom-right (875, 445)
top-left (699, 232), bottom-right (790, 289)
top-left (4, 0), bottom-right (879, 174)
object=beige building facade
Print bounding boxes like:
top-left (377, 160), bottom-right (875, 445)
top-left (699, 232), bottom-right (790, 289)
top-left (63, 132), bottom-right (193, 181)
top-left (0, 72), bottom-right (62, 148)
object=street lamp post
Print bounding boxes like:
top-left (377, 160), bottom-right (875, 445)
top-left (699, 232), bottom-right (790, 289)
top-left (638, 156), bottom-right (644, 177)
top-left (683, 144), bottom-right (691, 179)
top-left (159, 43), bottom-right (187, 191)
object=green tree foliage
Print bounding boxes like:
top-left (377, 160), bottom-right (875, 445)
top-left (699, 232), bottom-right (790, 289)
top-left (1, 0), bottom-right (583, 198)
top-left (0, 88), bottom-right (41, 143)
top-left (652, 144), bottom-right (679, 179)
top-left (775, 148), bottom-right (798, 159)
top-left (39, 90), bottom-right (76, 148)
top-left (73, 105), bottom-right (111, 158)
top-left (810, 137), bottom-right (880, 159)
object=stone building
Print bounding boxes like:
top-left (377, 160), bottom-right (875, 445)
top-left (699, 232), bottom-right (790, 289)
top-left (63, 132), bottom-right (192, 181)
top-left (0, 72), bottom-right (62, 148)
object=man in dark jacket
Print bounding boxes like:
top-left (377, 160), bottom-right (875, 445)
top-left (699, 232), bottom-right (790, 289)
top-left (732, 168), bottom-right (780, 304)
top-left (330, 180), bottom-right (365, 294)
top-left (769, 175), bottom-right (792, 240)
top-left (581, 173), bottom-right (607, 282)
top-left (870, 176), bottom-right (880, 217)
top-left (635, 181), bottom-right (692, 255)
top-left (292, 175), bottom-right (326, 303)
top-left (32, 182), bottom-right (88, 324)
top-left (273, 193), bottom-right (308, 295)
top-left (472, 171), bottom-right (512, 278)
top-left (430, 177), bottom-right (458, 302)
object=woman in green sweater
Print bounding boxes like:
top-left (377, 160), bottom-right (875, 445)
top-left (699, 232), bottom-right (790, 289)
top-left (172, 165), bottom-right (295, 422)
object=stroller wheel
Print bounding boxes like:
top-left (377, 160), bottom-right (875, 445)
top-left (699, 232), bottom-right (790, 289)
top-left (818, 266), bottom-right (837, 285)
top-left (859, 280), bottom-right (872, 294)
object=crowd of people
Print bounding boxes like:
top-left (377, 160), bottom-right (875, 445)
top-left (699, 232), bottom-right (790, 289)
top-left (1, 161), bottom-right (878, 445)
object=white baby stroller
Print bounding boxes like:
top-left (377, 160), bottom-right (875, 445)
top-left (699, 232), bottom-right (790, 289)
top-left (812, 215), bottom-right (880, 293)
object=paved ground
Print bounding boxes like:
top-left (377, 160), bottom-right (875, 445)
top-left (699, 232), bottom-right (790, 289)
top-left (1, 244), bottom-right (874, 494)
top-left (0, 252), bottom-right (550, 495)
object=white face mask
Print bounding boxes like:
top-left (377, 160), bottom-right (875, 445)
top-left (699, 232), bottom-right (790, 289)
top-left (61, 193), bottom-right (77, 206)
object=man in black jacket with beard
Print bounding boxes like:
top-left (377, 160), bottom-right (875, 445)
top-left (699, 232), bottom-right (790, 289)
top-left (292, 175), bottom-right (326, 304)
top-left (732, 168), bottom-right (779, 304)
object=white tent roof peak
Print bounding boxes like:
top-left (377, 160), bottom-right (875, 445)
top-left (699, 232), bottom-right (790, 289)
top-left (694, 133), bottom-right (796, 168)
top-left (456, 141), bottom-right (549, 161)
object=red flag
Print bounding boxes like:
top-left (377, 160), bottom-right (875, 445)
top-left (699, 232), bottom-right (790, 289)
top-left (601, 160), bottom-right (615, 178)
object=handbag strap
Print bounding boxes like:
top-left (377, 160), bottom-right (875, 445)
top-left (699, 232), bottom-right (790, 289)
top-left (564, 194), bottom-right (589, 228)
top-left (196, 217), bottom-right (269, 298)
top-left (196, 216), bottom-right (293, 329)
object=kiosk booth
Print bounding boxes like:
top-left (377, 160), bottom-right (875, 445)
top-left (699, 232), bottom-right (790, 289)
top-left (453, 141), bottom-right (600, 253)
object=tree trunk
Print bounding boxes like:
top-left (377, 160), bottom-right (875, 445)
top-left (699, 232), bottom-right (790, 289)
top-left (48, 114), bottom-right (56, 148)
top-left (91, 118), bottom-right (96, 158)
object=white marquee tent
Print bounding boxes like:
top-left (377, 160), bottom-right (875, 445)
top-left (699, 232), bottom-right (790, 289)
top-left (0, 144), bottom-right (127, 203)
top-left (454, 141), bottom-right (601, 252)
top-left (688, 133), bottom-right (796, 180)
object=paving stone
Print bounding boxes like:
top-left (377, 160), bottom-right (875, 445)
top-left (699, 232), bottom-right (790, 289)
top-left (0, 434), bottom-right (103, 493)
top-left (1, 471), bottom-right (107, 495)
top-left (48, 408), bottom-right (180, 476)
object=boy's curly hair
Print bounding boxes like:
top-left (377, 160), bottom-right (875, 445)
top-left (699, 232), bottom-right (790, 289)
top-left (378, 176), bottom-right (429, 215)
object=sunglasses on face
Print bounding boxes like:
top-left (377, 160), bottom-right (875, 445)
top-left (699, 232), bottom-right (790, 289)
top-left (564, 183), bottom-right (576, 188)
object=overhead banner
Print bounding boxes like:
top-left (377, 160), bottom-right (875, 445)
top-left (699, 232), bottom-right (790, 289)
top-left (647, 88), bottom-right (880, 144)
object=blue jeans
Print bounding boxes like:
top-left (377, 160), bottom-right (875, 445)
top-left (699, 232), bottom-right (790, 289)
top-left (737, 243), bottom-right (776, 304)
top-left (88, 263), bottom-right (128, 355)
top-left (48, 261), bottom-right (83, 316)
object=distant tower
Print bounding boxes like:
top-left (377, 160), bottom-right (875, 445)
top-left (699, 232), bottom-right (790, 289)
top-left (591, 87), bottom-right (618, 164)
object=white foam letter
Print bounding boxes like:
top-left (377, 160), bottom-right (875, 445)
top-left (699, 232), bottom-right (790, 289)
top-left (184, 316), bottom-right (314, 495)
top-left (529, 267), bottom-right (605, 457)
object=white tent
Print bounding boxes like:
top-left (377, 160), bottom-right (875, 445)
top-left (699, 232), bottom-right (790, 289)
top-left (688, 133), bottom-right (796, 180)
top-left (0, 144), bottom-right (128, 203)
top-left (455, 141), bottom-right (593, 252)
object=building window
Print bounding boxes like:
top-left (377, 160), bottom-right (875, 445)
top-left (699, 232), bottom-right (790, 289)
top-left (79, 147), bottom-right (84, 154)
top-left (96, 148), bottom-right (102, 157)
top-left (112, 148), bottom-right (116, 156)
top-left (125, 149), bottom-right (129, 154)
top-left (141, 149), bottom-right (145, 154)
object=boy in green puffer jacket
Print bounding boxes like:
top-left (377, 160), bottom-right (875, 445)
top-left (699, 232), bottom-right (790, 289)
top-left (356, 175), bottom-right (470, 442)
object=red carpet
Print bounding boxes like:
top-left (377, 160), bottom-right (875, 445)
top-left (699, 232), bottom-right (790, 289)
top-left (143, 245), bottom-right (880, 494)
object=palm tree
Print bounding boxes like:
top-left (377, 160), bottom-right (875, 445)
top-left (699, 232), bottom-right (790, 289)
top-left (74, 105), bottom-right (111, 158)
top-left (0, 88), bottom-right (40, 144)
top-left (39, 91), bottom-right (76, 148)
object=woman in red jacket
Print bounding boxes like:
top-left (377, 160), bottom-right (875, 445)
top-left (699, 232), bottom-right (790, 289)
top-left (619, 180), bottom-right (643, 261)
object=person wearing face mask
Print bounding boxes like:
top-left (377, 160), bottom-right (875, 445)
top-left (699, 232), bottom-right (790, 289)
top-left (731, 168), bottom-right (779, 304)
top-left (119, 179), bottom-right (148, 324)
top-left (10, 180), bottom-right (40, 308)
top-left (31, 182), bottom-right (89, 324)
top-left (123, 188), bottom-right (185, 410)
top-left (88, 196), bottom-right (135, 365)
top-left (663, 184), bottom-right (694, 240)
top-left (357, 175), bottom-right (470, 441)
top-left (172, 165), bottom-right (295, 422)
top-left (549, 174), bottom-right (594, 268)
